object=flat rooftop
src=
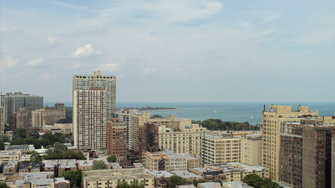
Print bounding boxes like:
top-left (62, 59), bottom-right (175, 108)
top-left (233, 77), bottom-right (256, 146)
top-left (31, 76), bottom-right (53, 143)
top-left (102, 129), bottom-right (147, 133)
top-left (83, 168), bottom-right (154, 182)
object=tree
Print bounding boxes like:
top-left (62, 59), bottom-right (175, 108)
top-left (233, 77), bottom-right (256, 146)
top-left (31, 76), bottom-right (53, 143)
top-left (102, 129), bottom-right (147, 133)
top-left (150, 114), bottom-right (163, 119)
top-left (116, 181), bottom-right (144, 188)
top-left (107, 155), bottom-right (117, 163)
top-left (30, 151), bottom-right (42, 162)
top-left (92, 160), bottom-right (107, 170)
top-left (13, 128), bottom-right (27, 139)
top-left (63, 170), bottom-right (82, 187)
top-left (243, 174), bottom-right (282, 188)
top-left (0, 182), bottom-right (10, 188)
top-left (167, 175), bottom-right (186, 188)
top-left (27, 130), bottom-right (40, 139)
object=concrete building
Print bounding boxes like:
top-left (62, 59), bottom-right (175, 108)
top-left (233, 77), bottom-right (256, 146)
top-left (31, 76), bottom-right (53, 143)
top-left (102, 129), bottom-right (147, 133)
top-left (82, 168), bottom-right (155, 188)
top-left (73, 71), bottom-right (116, 120)
top-left (262, 105), bottom-right (318, 180)
top-left (43, 123), bottom-right (73, 134)
top-left (73, 88), bottom-right (107, 151)
top-left (18, 161), bottom-right (41, 173)
top-left (0, 107), bottom-right (4, 133)
top-left (149, 115), bottom-right (192, 130)
top-left (130, 111), bottom-right (150, 152)
top-left (0, 150), bottom-right (21, 162)
top-left (14, 107), bottom-right (32, 129)
top-left (115, 109), bottom-right (137, 150)
top-left (158, 124), bottom-right (206, 156)
top-left (142, 150), bottom-right (200, 171)
top-left (279, 122), bottom-right (303, 188)
top-left (139, 123), bottom-right (160, 154)
top-left (203, 162), bottom-right (269, 182)
top-left (302, 125), bottom-right (335, 188)
top-left (240, 136), bottom-right (262, 166)
top-left (107, 119), bottom-right (128, 162)
top-left (202, 133), bottom-right (241, 165)
top-left (1, 92), bottom-right (43, 129)
top-left (32, 104), bottom-right (66, 129)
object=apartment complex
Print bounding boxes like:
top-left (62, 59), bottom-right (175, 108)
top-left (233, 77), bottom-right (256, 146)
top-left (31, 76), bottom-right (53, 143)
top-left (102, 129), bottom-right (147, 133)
top-left (148, 115), bottom-right (192, 130)
top-left (1, 92), bottom-right (43, 129)
top-left (302, 125), bottom-right (335, 188)
top-left (32, 109), bottom-right (45, 129)
top-left (158, 124), bottom-right (206, 155)
top-left (107, 119), bottom-right (128, 162)
top-left (241, 136), bottom-right (262, 166)
top-left (82, 168), bottom-right (155, 188)
top-left (279, 122), bottom-right (303, 188)
top-left (0, 107), bottom-right (4, 133)
top-left (262, 105), bottom-right (318, 180)
top-left (142, 150), bottom-right (200, 171)
top-left (202, 133), bottom-right (241, 165)
top-left (73, 71), bottom-right (116, 120)
top-left (73, 88), bottom-right (107, 151)
top-left (130, 112), bottom-right (150, 152)
top-left (14, 107), bottom-right (32, 129)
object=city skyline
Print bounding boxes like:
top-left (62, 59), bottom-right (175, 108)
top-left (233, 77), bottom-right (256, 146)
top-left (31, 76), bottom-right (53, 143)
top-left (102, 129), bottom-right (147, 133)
top-left (1, 0), bottom-right (335, 103)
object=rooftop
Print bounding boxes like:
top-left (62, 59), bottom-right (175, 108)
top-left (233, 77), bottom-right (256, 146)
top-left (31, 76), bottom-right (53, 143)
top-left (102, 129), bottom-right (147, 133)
top-left (83, 168), bottom-right (154, 182)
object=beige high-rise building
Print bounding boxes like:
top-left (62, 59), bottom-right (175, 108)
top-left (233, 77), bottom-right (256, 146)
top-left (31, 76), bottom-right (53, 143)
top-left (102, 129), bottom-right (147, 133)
top-left (14, 107), bottom-right (32, 129)
top-left (73, 88), bottom-right (107, 151)
top-left (149, 115), bottom-right (192, 130)
top-left (241, 136), bottom-right (262, 166)
top-left (158, 124), bottom-right (206, 156)
top-left (73, 71), bottom-right (116, 120)
top-left (202, 133), bottom-right (242, 165)
top-left (262, 105), bottom-right (318, 180)
top-left (32, 109), bottom-right (45, 129)
top-left (130, 112), bottom-right (150, 152)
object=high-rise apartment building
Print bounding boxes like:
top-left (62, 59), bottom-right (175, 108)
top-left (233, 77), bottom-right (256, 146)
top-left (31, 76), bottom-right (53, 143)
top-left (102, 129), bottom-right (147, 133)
top-left (0, 107), bottom-right (4, 133)
top-left (1, 92), bottom-right (43, 129)
top-left (73, 71), bottom-right (116, 120)
top-left (32, 109), bottom-right (45, 129)
top-left (44, 103), bottom-right (66, 125)
top-left (240, 136), bottom-right (262, 166)
top-left (202, 133), bottom-right (241, 165)
top-left (130, 112), bottom-right (150, 152)
top-left (158, 124), bottom-right (206, 156)
top-left (73, 88), bottom-right (107, 151)
top-left (14, 108), bottom-right (32, 129)
top-left (279, 122), bottom-right (303, 188)
top-left (262, 105), bottom-right (318, 180)
top-left (107, 119), bottom-right (128, 162)
top-left (302, 125), bottom-right (335, 188)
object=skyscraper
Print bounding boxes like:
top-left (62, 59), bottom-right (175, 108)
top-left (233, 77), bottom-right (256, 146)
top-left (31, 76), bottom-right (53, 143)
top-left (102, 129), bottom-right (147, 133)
top-left (72, 71), bottom-right (116, 120)
top-left (0, 92), bottom-right (43, 130)
top-left (73, 88), bottom-right (107, 151)
top-left (262, 105), bottom-right (318, 180)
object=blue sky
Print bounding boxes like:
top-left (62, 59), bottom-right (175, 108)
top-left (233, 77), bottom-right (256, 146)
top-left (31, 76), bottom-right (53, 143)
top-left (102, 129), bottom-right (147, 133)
top-left (0, 0), bottom-right (334, 103)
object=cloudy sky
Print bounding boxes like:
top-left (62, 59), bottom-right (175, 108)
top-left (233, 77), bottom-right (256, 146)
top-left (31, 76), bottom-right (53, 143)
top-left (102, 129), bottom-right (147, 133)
top-left (0, 0), bottom-right (334, 103)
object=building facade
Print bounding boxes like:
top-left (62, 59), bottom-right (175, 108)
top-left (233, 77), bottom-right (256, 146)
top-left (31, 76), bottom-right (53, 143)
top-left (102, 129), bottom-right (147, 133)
top-left (202, 133), bottom-right (241, 165)
top-left (1, 92), bottom-right (43, 129)
top-left (32, 109), bottom-right (45, 129)
top-left (158, 124), bottom-right (206, 156)
top-left (44, 103), bottom-right (66, 125)
top-left (241, 136), bottom-right (262, 166)
top-left (73, 88), bottom-right (107, 151)
top-left (107, 119), bottom-right (128, 162)
top-left (73, 71), bottom-right (116, 120)
top-left (14, 107), bottom-right (32, 129)
top-left (0, 107), bottom-right (4, 133)
top-left (302, 125), bottom-right (335, 188)
top-left (262, 105), bottom-right (318, 180)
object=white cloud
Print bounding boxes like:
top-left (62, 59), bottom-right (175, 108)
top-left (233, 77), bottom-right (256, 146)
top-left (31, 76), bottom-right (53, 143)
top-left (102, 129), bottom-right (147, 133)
top-left (96, 63), bottom-right (120, 72)
top-left (258, 12), bottom-right (282, 24)
top-left (0, 26), bottom-right (17, 33)
top-left (27, 58), bottom-right (44, 66)
top-left (72, 44), bottom-right (94, 57)
top-left (142, 67), bottom-right (157, 74)
top-left (40, 74), bottom-right (56, 79)
top-left (46, 36), bottom-right (57, 44)
top-left (0, 56), bottom-right (18, 70)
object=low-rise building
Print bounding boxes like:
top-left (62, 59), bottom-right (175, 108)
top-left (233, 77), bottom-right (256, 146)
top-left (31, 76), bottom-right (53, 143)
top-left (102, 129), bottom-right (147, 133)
top-left (198, 182), bottom-right (221, 188)
top-left (0, 150), bottom-right (21, 162)
top-left (57, 160), bottom-right (77, 176)
top-left (54, 177), bottom-right (71, 188)
top-left (19, 161), bottom-right (41, 173)
top-left (77, 160), bottom-right (93, 171)
top-left (43, 123), bottom-right (73, 134)
top-left (82, 168), bottom-right (155, 188)
top-left (170, 171), bottom-right (203, 184)
top-left (5, 144), bottom-right (35, 154)
top-left (3, 161), bottom-right (18, 174)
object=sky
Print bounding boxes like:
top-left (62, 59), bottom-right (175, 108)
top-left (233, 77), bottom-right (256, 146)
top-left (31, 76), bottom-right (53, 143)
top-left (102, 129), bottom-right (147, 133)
top-left (0, 0), bottom-right (334, 103)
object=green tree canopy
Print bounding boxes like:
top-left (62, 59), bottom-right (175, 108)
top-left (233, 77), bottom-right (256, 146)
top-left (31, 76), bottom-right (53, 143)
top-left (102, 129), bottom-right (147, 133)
top-left (62, 170), bottom-right (82, 187)
top-left (243, 174), bottom-right (282, 188)
top-left (92, 160), bottom-right (107, 170)
top-left (0, 182), bottom-right (10, 188)
top-left (150, 114), bottom-right (163, 119)
top-left (13, 128), bottom-right (27, 139)
top-left (107, 155), bottom-right (117, 163)
top-left (167, 175), bottom-right (186, 188)
top-left (30, 151), bottom-right (42, 162)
